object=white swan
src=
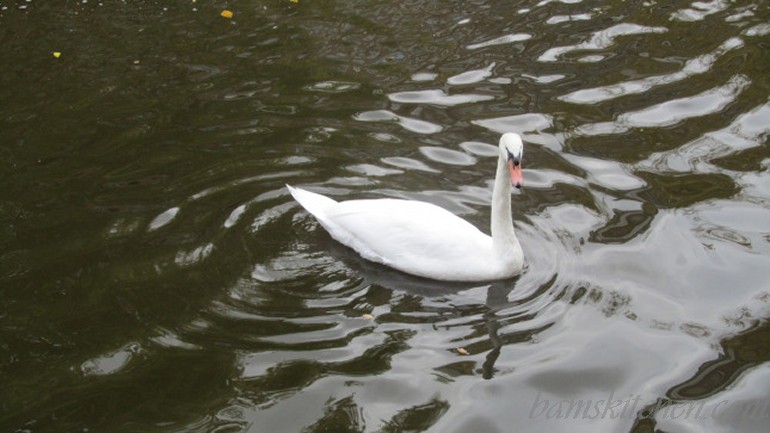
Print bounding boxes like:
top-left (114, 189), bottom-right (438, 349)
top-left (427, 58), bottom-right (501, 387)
top-left (288, 132), bottom-right (525, 282)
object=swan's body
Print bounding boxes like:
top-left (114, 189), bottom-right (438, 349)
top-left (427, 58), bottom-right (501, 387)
top-left (288, 133), bottom-right (525, 282)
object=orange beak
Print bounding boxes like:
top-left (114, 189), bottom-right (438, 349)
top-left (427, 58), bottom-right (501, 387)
top-left (509, 159), bottom-right (523, 189)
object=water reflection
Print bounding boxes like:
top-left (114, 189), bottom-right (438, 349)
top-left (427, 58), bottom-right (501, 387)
top-left (537, 23), bottom-right (668, 62)
top-left (354, 110), bottom-right (444, 134)
top-left (388, 89), bottom-right (494, 106)
top-left (559, 37), bottom-right (745, 105)
top-left (572, 74), bottom-right (751, 136)
top-left (466, 33), bottom-right (532, 50)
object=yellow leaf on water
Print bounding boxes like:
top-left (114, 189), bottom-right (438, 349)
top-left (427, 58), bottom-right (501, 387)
top-left (220, 10), bottom-right (233, 18)
top-left (52, 52), bottom-right (62, 58)
top-left (457, 347), bottom-right (470, 355)
top-left (289, 0), bottom-right (299, 3)
top-left (362, 314), bottom-right (374, 320)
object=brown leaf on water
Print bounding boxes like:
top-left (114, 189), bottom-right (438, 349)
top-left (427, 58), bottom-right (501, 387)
top-left (457, 347), bottom-right (469, 355)
top-left (220, 10), bottom-right (233, 19)
top-left (362, 313), bottom-right (374, 320)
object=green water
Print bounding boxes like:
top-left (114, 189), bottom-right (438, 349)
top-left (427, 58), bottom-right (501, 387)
top-left (1, 1), bottom-right (769, 432)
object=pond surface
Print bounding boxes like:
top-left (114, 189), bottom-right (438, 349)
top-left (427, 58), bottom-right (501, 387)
top-left (2, 1), bottom-right (770, 432)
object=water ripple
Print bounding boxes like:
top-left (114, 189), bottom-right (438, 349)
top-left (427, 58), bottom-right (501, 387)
top-left (419, 146), bottom-right (477, 166)
top-left (538, 23), bottom-right (667, 62)
top-left (473, 113), bottom-right (554, 134)
top-left (303, 81), bottom-right (361, 93)
top-left (671, 0), bottom-right (729, 22)
top-left (619, 74), bottom-right (750, 128)
top-left (638, 98), bottom-right (770, 173)
top-left (381, 156), bottom-right (440, 173)
top-left (446, 63), bottom-right (495, 85)
top-left (574, 75), bottom-right (751, 136)
top-left (354, 110), bottom-right (443, 134)
top-left (559, 37), bottom-right (744, 105)
top-left (466, 33), bottom-right (532, 50)
top-left (743, 22), bottom-right (770, 37)
top-left (546, 13), bottom-right (592, 25)
top-left (388, 89), bottom-right (493, 106)
top-left (148, 206), bottom-right (180, 231)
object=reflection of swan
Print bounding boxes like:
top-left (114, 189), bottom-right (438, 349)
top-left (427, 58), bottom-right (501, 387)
top-left (288, 133), bottom-right (525, 282)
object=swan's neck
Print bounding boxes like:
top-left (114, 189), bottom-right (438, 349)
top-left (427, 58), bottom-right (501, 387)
top-left (491, 156), bottom-right (518, 256)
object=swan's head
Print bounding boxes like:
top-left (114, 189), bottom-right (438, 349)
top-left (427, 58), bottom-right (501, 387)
top-left (499, 133), bottom-right (524, 189)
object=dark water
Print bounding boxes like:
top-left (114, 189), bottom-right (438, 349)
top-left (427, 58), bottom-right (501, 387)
top-left (2, 1), bottom-right (770, 432)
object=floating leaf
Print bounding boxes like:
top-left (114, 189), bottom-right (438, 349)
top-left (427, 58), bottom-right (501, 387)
top-left (362, 314), bottom-right (374, 320)
top-left (220, 10), bottom-right (233, 18)
top-left (52, 52), bottom-right (62, 58)
top-left (457, 347), bottom-right (470, 355)
top-left (289, 0), bottom-right (299, 3)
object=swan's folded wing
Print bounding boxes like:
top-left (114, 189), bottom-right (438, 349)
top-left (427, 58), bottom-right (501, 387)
top-left (322, 198), bottom-right (493, 276)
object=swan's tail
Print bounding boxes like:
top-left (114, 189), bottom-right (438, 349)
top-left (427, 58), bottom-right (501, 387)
top-left (286, 185), bottom-right (338, 220)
